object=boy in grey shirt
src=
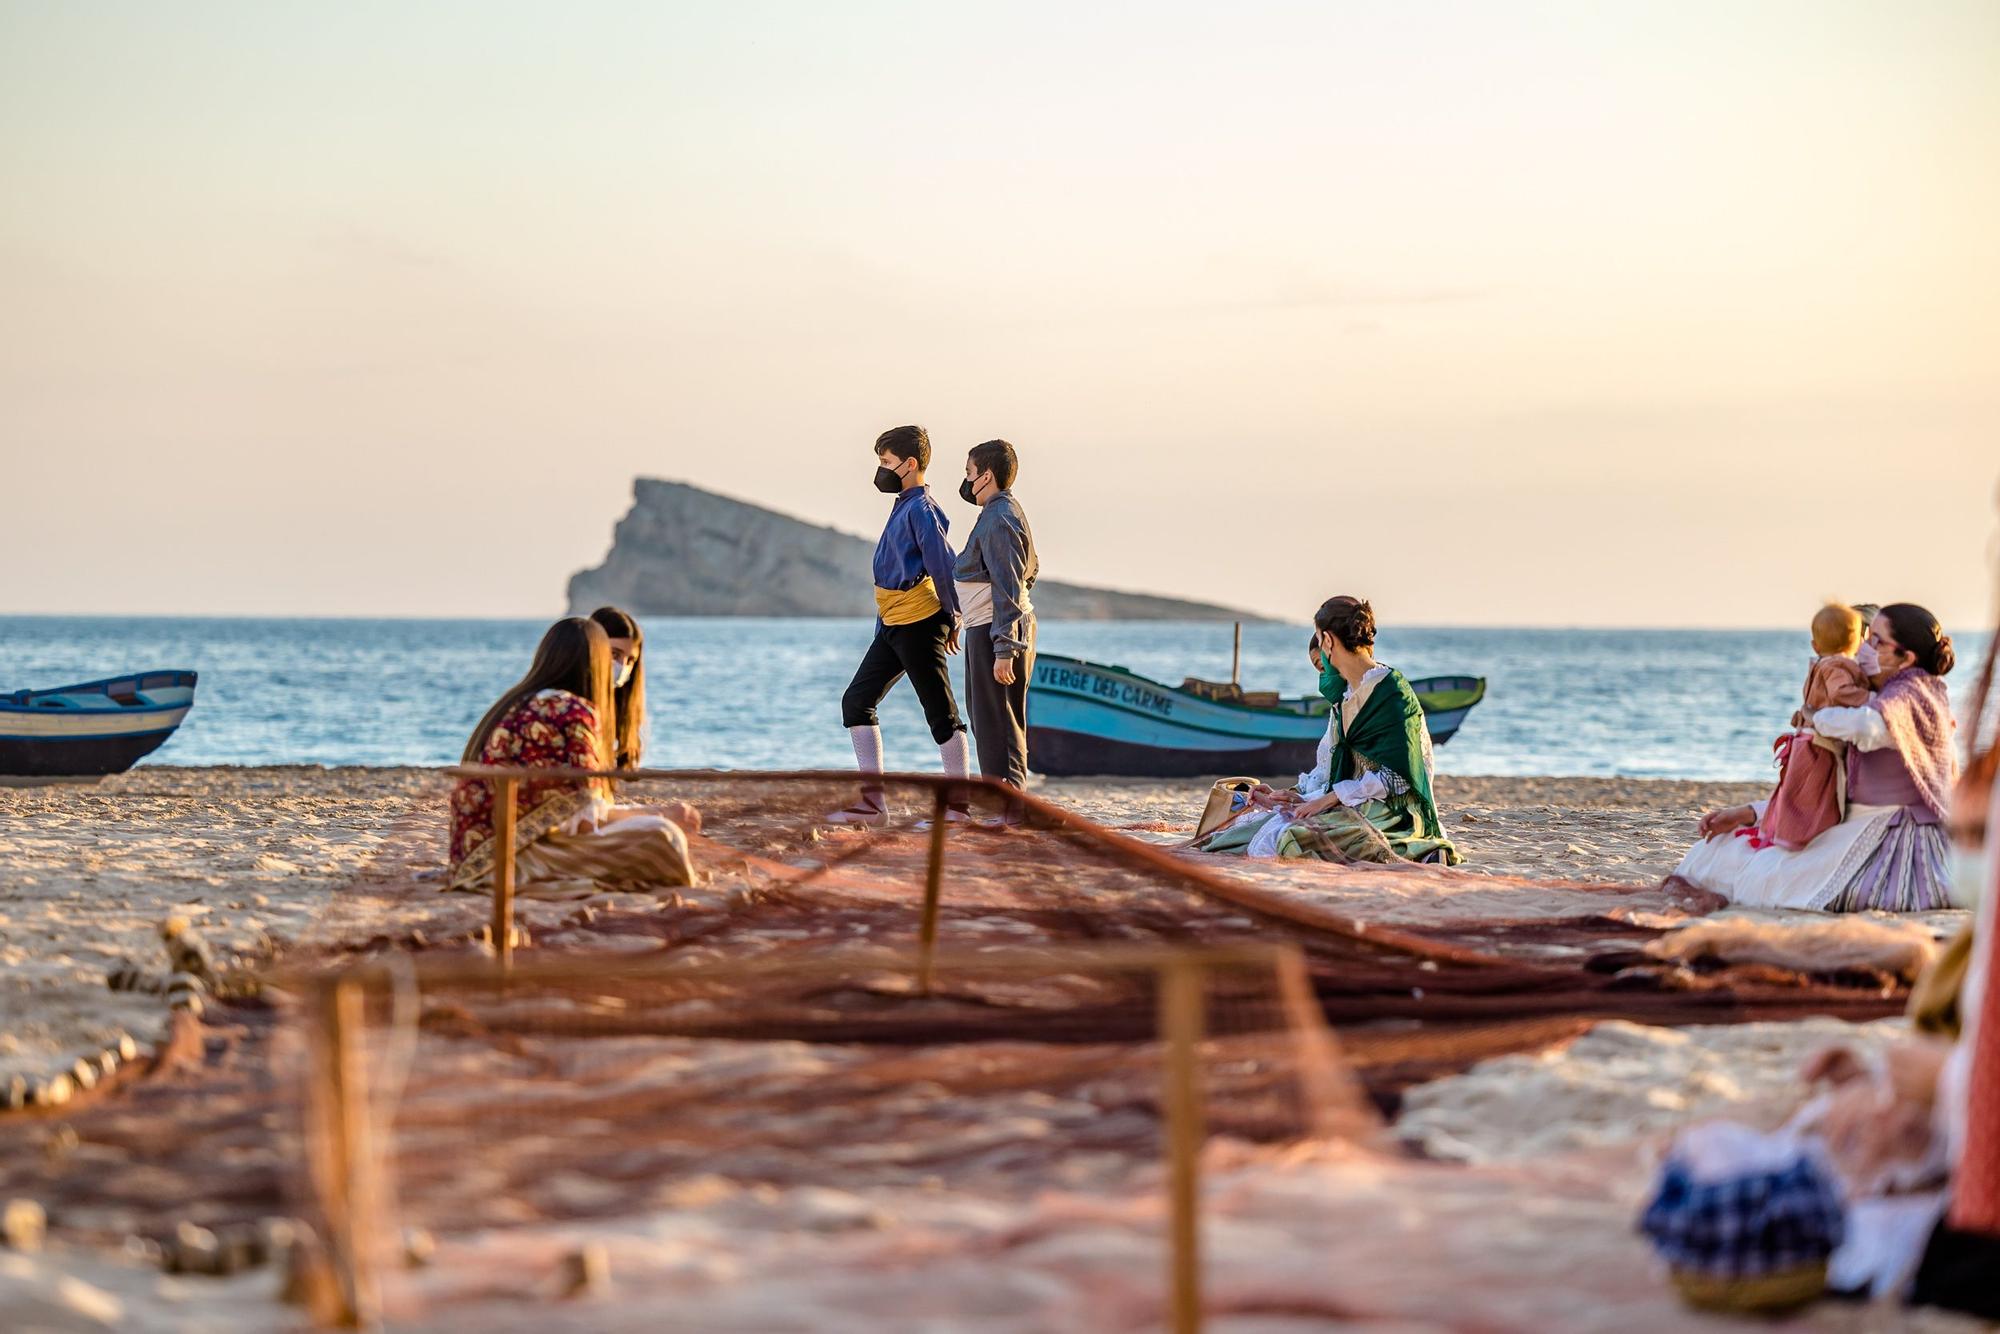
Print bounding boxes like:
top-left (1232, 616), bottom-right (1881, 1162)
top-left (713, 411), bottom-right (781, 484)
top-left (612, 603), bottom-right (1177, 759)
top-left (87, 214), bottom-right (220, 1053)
top-left (952, 440), bottom-right (1039, 804)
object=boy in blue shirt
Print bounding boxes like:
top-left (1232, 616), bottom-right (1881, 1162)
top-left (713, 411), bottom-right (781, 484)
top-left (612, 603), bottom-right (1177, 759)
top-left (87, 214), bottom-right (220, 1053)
top-left (828, 425), bottom-right (970, 824)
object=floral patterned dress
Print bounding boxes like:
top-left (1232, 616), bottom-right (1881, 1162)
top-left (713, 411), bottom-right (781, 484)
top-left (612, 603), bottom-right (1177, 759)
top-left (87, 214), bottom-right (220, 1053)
top-left (448, 689), bottom-right (605, 890)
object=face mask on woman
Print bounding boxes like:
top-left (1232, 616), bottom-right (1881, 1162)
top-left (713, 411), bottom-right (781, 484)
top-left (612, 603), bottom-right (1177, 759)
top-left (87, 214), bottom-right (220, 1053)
top-left (1317, 638), bottom-right (1342, 702)
top-left (1854, 642), bottom-right (1880, 677)
top-left (1949, 844), bottom-right (1991, 910)
top-left (614, 659), bottom-right (635, 689)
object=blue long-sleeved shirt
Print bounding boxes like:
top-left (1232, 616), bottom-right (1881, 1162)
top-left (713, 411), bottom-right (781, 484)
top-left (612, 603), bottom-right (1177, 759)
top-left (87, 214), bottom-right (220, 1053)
top-left (872, 486), bottom-right (960, 629)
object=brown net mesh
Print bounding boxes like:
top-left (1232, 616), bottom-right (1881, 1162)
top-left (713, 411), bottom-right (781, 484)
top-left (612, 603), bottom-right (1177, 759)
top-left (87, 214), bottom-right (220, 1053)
top-left (295, 941), bottom-right (1372, 1322)
top-left (0, 768), bottom-right (1920, 1329)
top-left (411, 768), bottom-right (1912, 1024)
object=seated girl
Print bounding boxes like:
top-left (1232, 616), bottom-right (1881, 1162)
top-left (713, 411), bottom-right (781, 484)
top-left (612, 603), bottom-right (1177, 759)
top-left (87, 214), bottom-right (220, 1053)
top-left (1197, 596), bottom-right (1459, 865)
top-left (588, 604), bottom-right (701, 834)
top-left (448, 617), bottom-right (696, 897)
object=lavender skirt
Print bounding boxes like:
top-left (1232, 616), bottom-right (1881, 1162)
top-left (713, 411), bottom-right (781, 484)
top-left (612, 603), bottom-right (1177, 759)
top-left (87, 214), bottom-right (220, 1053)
top-left (1675, 803), bottom-right (1952, 914)
top-left (1827, 809), bottom-right (1952, 913)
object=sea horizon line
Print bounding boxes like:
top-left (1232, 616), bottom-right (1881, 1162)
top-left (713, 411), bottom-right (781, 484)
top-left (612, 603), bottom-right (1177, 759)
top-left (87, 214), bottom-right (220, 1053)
top-left (8, 611), bottom-right (1990, 635)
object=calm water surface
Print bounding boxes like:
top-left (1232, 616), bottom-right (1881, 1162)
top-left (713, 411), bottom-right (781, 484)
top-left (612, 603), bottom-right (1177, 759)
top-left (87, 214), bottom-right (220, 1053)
top-left (1, 617), bottom-right (1989, 782)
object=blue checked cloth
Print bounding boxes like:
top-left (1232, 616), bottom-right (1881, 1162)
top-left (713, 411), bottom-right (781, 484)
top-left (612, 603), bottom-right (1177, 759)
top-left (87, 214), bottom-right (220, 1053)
top-left (1639, 1153), bottom-right (1847, 1278)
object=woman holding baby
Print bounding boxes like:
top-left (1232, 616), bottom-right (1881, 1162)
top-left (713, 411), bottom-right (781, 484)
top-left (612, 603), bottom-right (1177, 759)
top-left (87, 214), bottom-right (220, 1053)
top-left (1675, 602), bottom-right (1960, 913)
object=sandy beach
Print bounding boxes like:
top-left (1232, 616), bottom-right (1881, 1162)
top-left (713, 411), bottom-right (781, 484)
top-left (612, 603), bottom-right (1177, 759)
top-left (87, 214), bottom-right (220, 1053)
top-left (1055, 772), bottom-right (1779, 882)
top-left (11, 0), bottom-right (1998, 1321)
top-left (0, 766), bottom-right (1775, 1089)
top-left (0, 766), bottom-right (1975, 1330)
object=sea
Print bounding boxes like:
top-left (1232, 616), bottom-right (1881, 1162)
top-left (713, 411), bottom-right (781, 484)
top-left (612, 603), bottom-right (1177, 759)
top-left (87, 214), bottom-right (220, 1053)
top-left (1, 617), bottom-right (1990, 782)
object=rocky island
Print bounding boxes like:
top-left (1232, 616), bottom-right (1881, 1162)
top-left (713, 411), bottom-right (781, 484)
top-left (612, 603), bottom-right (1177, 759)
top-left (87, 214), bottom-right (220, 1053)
top-left (568, 479), bottom-right (1265, 620)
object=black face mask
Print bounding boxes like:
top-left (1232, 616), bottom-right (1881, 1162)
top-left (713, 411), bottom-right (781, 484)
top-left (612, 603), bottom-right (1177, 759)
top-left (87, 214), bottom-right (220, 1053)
top-left (873, 465), bottom-right (903, 494)
top-left (958, 476), bottom-right (982, 505)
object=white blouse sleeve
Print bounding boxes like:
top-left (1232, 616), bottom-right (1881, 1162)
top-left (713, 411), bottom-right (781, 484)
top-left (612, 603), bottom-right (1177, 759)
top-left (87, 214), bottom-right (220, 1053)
top-left (559, 793), bottom-right (613, 835)
top-left (1332, 770), bottom-right (1390, 807)
top-left (1812, 704), bottom-right (1891, 751)
top-left (1298, 717), bottom-right (1336, 798)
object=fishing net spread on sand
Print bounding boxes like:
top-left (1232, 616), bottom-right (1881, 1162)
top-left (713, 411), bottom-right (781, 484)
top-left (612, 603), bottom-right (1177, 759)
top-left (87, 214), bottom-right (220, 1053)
top-left (291, 941), bottom-right (1373, 1324)
top-left (0, 770), bottom-right (1920, 1330)
top-left (400, 769), bottom-right (1919, 1028)
top-left (258, 769), bottom-right (1914, 1325)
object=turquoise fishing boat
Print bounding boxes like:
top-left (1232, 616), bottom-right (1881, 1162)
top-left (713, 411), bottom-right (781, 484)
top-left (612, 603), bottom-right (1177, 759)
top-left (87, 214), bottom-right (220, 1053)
top-left (1026, 654), bottom-right (1484, 778)
top-left (0, 671), bottom-right (199, 781)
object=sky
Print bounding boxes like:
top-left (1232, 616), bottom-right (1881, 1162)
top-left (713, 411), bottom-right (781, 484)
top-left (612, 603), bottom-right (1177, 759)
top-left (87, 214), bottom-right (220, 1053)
top-left (2, 0), bottom-right (1996, 628)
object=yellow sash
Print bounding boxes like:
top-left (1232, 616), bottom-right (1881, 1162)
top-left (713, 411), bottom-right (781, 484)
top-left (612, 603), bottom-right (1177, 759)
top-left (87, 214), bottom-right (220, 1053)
top-left (875, 577), bottom-right (942, 626)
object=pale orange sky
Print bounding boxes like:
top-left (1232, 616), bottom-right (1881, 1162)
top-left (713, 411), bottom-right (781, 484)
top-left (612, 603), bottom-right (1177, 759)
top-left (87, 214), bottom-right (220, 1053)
top-left (2, 1), bottom-right (1996, 626)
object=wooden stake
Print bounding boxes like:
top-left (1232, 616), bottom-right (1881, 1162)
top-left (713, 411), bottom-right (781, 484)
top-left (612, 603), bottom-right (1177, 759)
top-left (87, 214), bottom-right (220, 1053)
top-left (492, 777), bottom-right (518, 974)
top-left (916, 788), bottom-right (948, 994)
top-left (1230, 622), bottom-right (1242, 687)
top-left (306, 985), bottom-right (351, 1327)
top-left (1272, 946), bottom-right (1351, 1138)
top-left (318, 978), bottom-right (380, 1328)
top-left (1159, 960), bottom-right (1206, 1334)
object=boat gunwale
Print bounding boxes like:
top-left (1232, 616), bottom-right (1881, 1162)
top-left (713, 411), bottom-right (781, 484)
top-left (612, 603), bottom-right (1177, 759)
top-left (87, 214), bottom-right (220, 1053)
top-left (0, 721), bottom-right (186, 740)
top-left (1026, 696), bottom-right (1479, 749)
top-left (1031, 653), bottom-right (1486, 720)
top-left (0, 698), bottom-right (195, 718)
top-left (3, 669), bottom-right (199, 716)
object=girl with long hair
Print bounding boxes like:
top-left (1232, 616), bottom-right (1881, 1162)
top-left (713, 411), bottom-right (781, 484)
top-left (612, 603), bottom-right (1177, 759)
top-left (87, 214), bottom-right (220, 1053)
top-left (447, 617), bottom-right (695, 895)
top-left (586, 605), bottom-right (701, 835)
top-left (588, 605), bottom-right (647, 768)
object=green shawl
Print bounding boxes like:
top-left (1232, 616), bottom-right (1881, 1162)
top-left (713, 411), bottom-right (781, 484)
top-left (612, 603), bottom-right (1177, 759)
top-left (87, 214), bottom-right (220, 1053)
top-left (1328, 667), bottom-right (1448, 845)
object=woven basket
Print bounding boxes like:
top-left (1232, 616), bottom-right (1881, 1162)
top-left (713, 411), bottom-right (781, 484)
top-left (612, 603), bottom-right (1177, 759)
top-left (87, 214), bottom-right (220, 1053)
top-left (1671, 1261), bottom-right (1828, 1314)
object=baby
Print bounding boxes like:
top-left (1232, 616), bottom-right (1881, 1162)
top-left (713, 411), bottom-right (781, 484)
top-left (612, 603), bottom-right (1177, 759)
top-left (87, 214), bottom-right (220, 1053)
top-left (1800, 602), bottom-right (1874, 715)
top-left (1757, 604), bottom-right (1873, 850)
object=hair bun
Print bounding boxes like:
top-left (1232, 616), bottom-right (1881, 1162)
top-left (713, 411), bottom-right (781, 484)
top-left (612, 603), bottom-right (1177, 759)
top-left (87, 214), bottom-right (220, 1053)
top-left (1314, 595), bottom-right (1378, 651)
top-left (1934, 633), bottom-right (1956, 677)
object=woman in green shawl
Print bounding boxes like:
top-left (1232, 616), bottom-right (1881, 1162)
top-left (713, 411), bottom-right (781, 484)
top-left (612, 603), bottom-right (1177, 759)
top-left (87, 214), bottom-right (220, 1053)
top-left (1197, 596), bottom-right (1460, 865)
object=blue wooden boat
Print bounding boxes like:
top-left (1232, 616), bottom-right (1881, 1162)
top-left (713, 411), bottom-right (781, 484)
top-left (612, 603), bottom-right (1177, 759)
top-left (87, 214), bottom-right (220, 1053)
top-left (0, 671), bottom-right (199, 781)
top-left (1026, 654), bottom-right (1483, 778)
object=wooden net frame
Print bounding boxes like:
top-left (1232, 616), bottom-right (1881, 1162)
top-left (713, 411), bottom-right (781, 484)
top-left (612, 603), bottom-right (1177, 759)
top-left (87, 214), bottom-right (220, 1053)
top-left (299, 939), bottom-right (1369, 1331)
top-left (275, 764), bottom-right (1913, 1327)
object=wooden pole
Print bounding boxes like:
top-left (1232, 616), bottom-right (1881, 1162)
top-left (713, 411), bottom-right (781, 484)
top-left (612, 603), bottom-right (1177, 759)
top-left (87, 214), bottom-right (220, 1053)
top-left (491, 777), bottom-right (518, 973)
top-left (307, 984), bottom-right (352, 1327)
top-left (1230, 622), bottom-right (1242, 687)
top-left (1272, 946), bottom-right (1351, 1138)
top-left (916, 788), bottom-right (948, 994)
top-left (1159, 960), bottom-right (1206, 1334)
top-left (319, 977), bottom-right (380, 1328)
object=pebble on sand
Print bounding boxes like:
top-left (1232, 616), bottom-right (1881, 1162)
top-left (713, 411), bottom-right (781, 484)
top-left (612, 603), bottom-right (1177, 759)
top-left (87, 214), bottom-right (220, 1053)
top-left (3, 1198), bottom-right (47, 1253)
top-left (560, 1242), bottom-right (611, 1298)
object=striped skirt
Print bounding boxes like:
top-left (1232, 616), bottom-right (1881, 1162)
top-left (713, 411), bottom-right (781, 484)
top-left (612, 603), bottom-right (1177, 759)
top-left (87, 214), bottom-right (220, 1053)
top-left (457, 814), bottom-right (697, 899)
top-left (1827, 809), bottom-right (1951, 913)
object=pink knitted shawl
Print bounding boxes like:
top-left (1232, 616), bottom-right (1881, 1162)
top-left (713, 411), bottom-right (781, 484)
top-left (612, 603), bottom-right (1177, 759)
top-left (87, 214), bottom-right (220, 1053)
top-left (1874, 667), bottom-right (1958, 822)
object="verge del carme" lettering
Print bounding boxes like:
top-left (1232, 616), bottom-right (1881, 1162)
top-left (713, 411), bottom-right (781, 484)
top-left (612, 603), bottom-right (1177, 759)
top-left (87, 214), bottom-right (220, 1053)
top-left (1033, 665), bottom-right (1176, 718)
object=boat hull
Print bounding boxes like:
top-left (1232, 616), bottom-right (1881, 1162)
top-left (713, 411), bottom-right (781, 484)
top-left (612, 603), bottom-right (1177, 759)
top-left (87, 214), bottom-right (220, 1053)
top-left (0, 671), bottom-right (197, 779)
top-left (1025, 655), bottom-right (1481, 779)
top-left (1030, 725), bottom-right (1319, 780)
top-left (0, 728), bottom-right (187, 780)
